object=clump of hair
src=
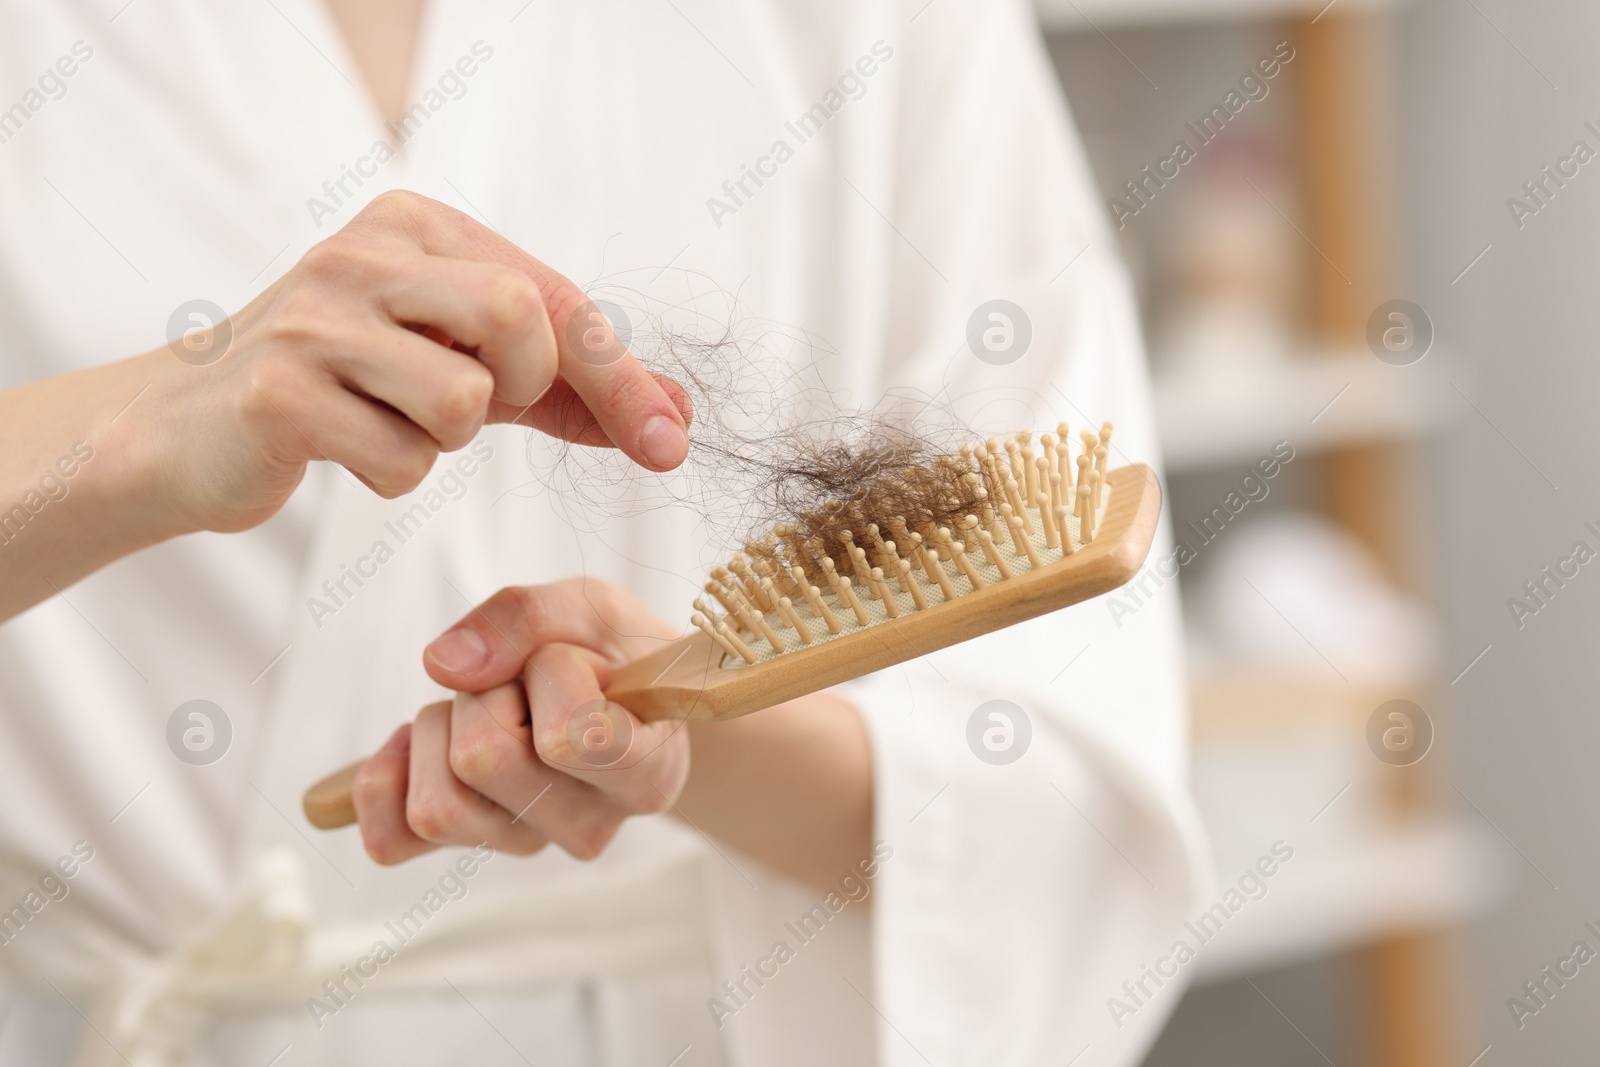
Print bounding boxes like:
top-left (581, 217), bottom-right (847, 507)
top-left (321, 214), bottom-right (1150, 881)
top-left (525, 272), bottom-right (979, 560)
top-left (737, 426), bottom-right (985, 576)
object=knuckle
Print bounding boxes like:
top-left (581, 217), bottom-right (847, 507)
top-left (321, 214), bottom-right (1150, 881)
top-left (530, 721), bottom-right (569, 765)
top-left (262, 297), bottom-right (328, 350)
top-left (448, 727), bottom-right (512, 787)
top-left (484, 274), bottom-right (545, 338)
top-left (500, 585), bottom-right (549, 641)
top-left (361, 831), bottom-right (408, 867)
top-left (295, 237), bottom-right (345, 278)
top-left (375, 444), bottom-right (439, 497)
top-left (363, 189), bottom-right (428, 225)
top-left (628, 783), bottom-right (675, 816)
top-left (542, 283), bottom-right (589, 339)
top-left (297, 234), bottom-right (393, 289)
top-left (244, 355), bottom-right (296, 406)
top-left (586, 577), bottom-right (627, 618)
top-left (603, 370), bottom-right (652, 413)
top-left (436, 367), bottom-right (494, 441)
top-left (406, 790), bottom-right (461, 842)
top-left (240, 357), bottom-right (311, 429)
top-left (351, 759), bottom-right (398, 810)
top-left (564, 815), bottom-right (621, 861)
top-left (297, 236), bottom-right (357, 279)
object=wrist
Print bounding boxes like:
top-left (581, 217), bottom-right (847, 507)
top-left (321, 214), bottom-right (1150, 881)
top-left (91, 350), bottom-right (209, 542)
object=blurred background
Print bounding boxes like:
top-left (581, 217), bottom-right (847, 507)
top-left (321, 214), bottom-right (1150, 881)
top-left (1035, 0), bottom-right (1600, 1062)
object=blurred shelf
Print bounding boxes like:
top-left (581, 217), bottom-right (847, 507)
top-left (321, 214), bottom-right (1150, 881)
top-left (1183, 667), bottom-right (1507, 982)
top-left (1035, 0), bottom-right (1396, 31)
top-left (1189, 668), bottom-right (1427, 737)
top-left (1154, 351), bottom-right (1457, 474)
top-left (1194, 816), bottom-right (1511, 981)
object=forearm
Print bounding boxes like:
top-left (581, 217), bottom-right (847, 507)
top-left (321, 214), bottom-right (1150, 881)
top-left (674, 692), bottom-right (873, 890)
top-left (0, 350), bottom-right (185, 620)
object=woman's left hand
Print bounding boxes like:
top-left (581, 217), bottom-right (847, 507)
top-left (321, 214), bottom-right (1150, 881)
top-left (351, 579), bottom-right (691, 865)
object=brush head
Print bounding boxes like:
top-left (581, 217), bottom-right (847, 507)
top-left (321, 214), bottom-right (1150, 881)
top-left (604, 423), bottom-right (1159, 721)
top-left (690, 423), bottom-right (1115, 668)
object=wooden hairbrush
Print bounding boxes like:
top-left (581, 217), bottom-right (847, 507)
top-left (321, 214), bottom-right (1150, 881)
top-left (304, 423), bottom-right (1160, 829)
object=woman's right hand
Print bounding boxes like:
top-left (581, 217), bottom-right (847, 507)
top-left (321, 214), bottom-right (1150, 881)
top-left (138, 189), bottom-right (691, 534)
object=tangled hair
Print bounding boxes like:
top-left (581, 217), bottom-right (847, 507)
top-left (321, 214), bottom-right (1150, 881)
top-left (732, 427), bottom-right (986, 575)
top-left (527, 275), bottom-right (983, 562)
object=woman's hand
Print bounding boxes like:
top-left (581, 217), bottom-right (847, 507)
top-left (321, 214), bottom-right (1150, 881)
top-left (350, 577), bottom-right (875, 887)
top-left (351, 579), bottom-right (692, 865)
top-left (0, 189), bottom-right (691, 622)
top-left (141, 190), bottom-right (691, 535)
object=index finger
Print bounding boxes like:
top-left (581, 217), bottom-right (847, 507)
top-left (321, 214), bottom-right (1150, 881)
top-left (367, 192), bottom-right (691, 472)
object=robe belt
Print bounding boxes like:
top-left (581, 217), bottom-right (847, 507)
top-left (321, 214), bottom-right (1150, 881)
top-left (43, 848), bottom-right (711, 1067)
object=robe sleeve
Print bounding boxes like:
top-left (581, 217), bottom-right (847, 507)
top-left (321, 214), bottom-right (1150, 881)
top-left (830, 1), bottom-right (1214, 1063)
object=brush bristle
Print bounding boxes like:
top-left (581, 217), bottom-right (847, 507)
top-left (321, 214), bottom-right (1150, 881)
top-left (691, 422), bottom-right (1115, 666)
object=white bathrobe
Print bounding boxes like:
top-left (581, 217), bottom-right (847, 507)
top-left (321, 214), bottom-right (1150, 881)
top-left (0, 1), bottom-right (1209, 1064)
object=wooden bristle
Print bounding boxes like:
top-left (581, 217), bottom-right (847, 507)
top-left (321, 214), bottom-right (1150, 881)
top-left (1037, 494), bottom-right (1059, 549)
top-left (725, 590), bottom-right (759, 632)
top-left (758, 577), bottom-right (783, 618)
top-left (975, 525), bottom-right (1014, 580)
top-left (751, 609), bottom-right (784, 653)
top-left (936, 527), bottom-right (984, 590)
top-left (1007, 482), bottom-right (1033, 535)
top-left (1009, 514), bottom-right (1042, 567)
top-left (714, 620), bottom-right (759, 664)
top-left (696, 612), bottom-right (741, 662)
top-left (850, 546), bottom-right (877, 599)
top-left (997, 502), bottom-right (1020, 553)
top-left (800, 577), bottom-right (842, 633)
top-left (704, 581), bottom-right (739, 618)
top-left (897, 558), bottom-right (927, 609)
top-left (866, 523), bottom-right (890, 560)
top-left (730, 556), bottom-right (769, 611)
top-left (1020, 433), bottom-right (1038, 502)
top-left (870, 567), bottom-right (899, 617)
top-left (819, 556), bottom-right (841, 591)
top-left (839, 576), bottom-right (869, 625)
top-left (776, 596), bottom-right (812, 644)
top-left (907, 532), bottom-right (942, 590)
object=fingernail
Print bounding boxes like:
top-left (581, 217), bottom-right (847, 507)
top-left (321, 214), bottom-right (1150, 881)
top-left (640, 415), bottom-right (688, 469)
top-left (426, 628), bottom-right (488, 673)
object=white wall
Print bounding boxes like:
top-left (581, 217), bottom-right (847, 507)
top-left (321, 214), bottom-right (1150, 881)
top-left (1403, 0), bottom-right (1600, 1059)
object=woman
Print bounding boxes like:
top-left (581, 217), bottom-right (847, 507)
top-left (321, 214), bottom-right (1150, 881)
top-left (0, 1), bottom-right (1207, 1064)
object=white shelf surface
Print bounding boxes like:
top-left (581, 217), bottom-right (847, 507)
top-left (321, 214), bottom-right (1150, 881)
top-left (1183, 703), bottom-right (1513, 982)
top-left (1153, 351), bottom-right (1458, 473)
top-left (1035, 0), bottom-right (1395, 31)
top-left (1194, 816), bottom-right (1510, 981)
